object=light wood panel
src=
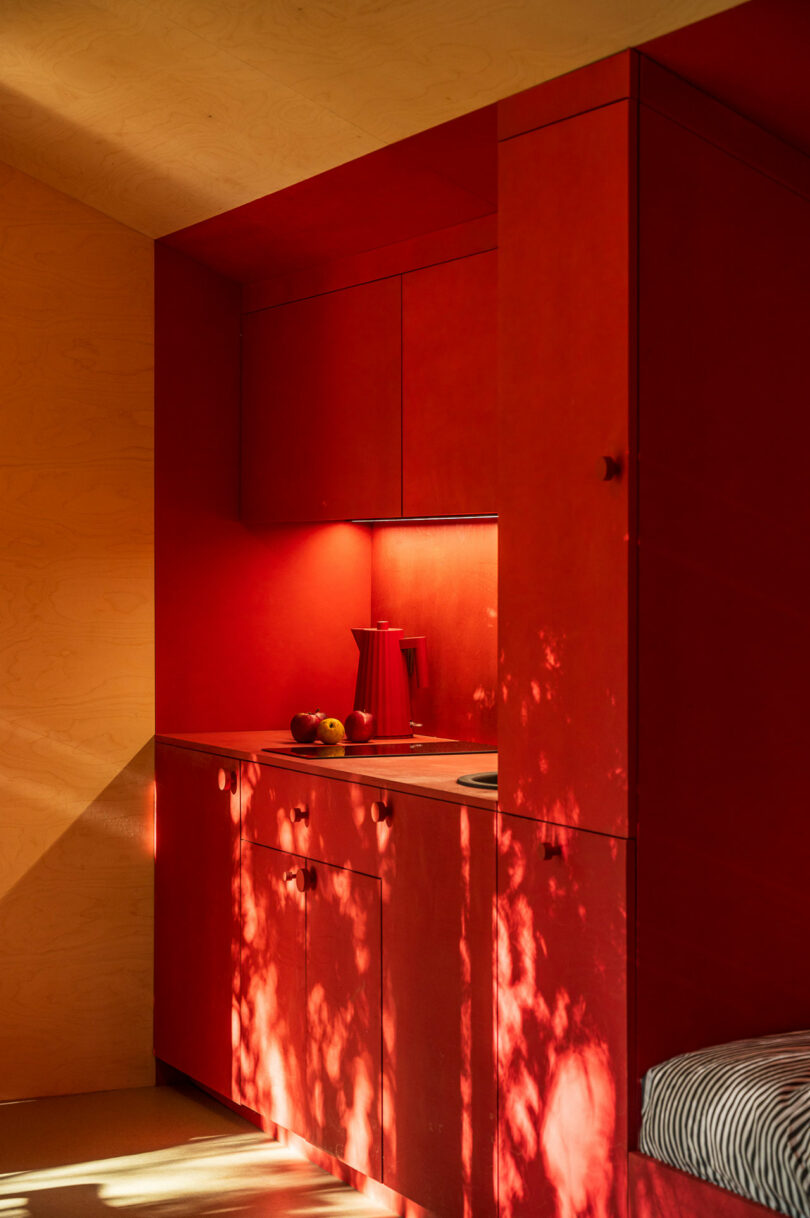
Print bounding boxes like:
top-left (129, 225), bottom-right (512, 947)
top-left (0, 159), bottom-right (155, 1099)
top-left (0, 0), bottom-right (741, 235)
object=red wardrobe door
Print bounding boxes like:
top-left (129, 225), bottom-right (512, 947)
top-left (307, 861), bottom-right (382, 1178)
top-left (498, 103), bottom-right (633, 836)
top-left (154, 744), bottom-right (240, 1101)
top-left (636, 105), bottom-right (810, 1074)
top-left (240, 841), bottom-right (308, 1136)
top-left (498, 813), bottom-right (632, 1218)
top-left (403, 250), bottom-right (497, 517)
top-left (241, 277), bottom-right (402, 523)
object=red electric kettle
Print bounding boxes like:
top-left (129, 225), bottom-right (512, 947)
top-left (351, 621), bottom-right (428, 737)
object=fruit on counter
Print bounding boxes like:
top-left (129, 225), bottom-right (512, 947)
top-left (316, 717), bottom-right (345, 744)
top-left (290, 709), bottom-right (327, 743)
top-left (345, 709), bottom-right (375, 742)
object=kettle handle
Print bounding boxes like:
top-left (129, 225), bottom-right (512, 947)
top-left (400, 637), bottom-right (428, 689)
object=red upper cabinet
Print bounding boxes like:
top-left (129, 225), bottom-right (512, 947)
top-left (241, 278), bottom-right (402, 523)
top-left (402, 250), bottom-right (497, 517)
top-left (498, 102), bottom-right (633, 837)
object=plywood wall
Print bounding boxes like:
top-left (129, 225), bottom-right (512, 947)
top-left (0, 160), bottom-right (155, 1099)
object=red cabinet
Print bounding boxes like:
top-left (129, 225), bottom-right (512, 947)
top-left (241, 839), bottom-right (382, 1177)
top-left (497, 812), bottom-right (632, 1218)
top-left (154, 743), bottom-right (240, 1101)
top-left (240, 762), bottom-right (496, 1212)
top-left (307, 860), bottom-right (382, 1175)
top-left (241, 277), bottom-right (402, 523)
top-left (240, 841), bottom-right (308, 1135)
top-left (380, 790), bottom-right (496, 1218)
top-left (402, 250), bottom-right (497, 517)
top-left (498, 103), bottom-right (632, 838)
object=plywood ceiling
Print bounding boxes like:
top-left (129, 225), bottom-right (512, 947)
top-left (0, 0), bottom-right (742, 237)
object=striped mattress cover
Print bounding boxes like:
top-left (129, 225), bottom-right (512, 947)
top-left (640, 1030), bottom-right (810, 1218)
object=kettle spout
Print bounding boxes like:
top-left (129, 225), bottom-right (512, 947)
top-left (351, 627), bottom-right (364, 649)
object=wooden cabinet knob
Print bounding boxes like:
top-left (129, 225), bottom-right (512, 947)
top-left (284, 867), bottom-right (314, 892)
top-left (600, 455), bottom-right (622, 481)
top-left (371, 800), bottom-right (391, 824)
top-left (217, 767), bottom-right (237, 794)
top-left (539, 842), bottom-right (563, 861)
top-left (288, 806), bottom-right (308, 824)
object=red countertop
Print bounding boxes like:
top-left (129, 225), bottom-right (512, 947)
top-left (156, 729), bottom-right (498, 810)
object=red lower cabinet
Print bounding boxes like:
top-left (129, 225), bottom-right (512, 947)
top-left (307, 861), bottom-right (382, 1177)
top-left (154, 744), bottom-right (240, 1101)
top-left (381, 792), bottom-right (497, 1218)
top-left (241, 838), bottom-right (382, 1178)
top-left (240, 841), bottom-right (309, 1136)
top-left (497, 812), bottom-right (632, 1218)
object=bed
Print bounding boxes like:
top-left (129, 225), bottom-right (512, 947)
top-left (634, 1030), bottom-right (810, 1218)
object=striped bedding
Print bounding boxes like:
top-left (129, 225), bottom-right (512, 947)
top-left (640, 1030), bottom-right (810, 1218)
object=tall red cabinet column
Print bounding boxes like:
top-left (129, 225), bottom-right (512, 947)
top-left (497, 56), bottom-right (636, 1218)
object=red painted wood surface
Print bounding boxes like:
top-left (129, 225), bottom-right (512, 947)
top-left (498, 102), bottom-right (633, 836)
top-left (241, 278), bottom-right (402, 523)
top-left (155, 244), bottom-right (372, 731)
top-left (636, 106), bottom-right (810, 1075)
top-left (154, 743), bottom-right (240, 1101)
top-left (162, 106), bottom-right (496, 283)
top-left (240, 840), bottom-right (309, 1135)
top-left (498, 51), bottom-right (636, 141)
top-left (307, 861), bottom-right (382, 1178)
top-left (380, 792), bottom-right (496, 1217)
top-left (370, 522), bottom-right (498, 744)
top-left (640, 0), bottom-right (810, 165)
top-left (241, 762), bottom-right (382, 871)
top-left (244, 214), bottom-right (497, 314)
top-left (638, 56), bottom-right (810, 205)
top-left (497, 813), bottom-right (632, 1218)
top-left (630, 1153), bottom-right (779, 1218)
top-left (402, 250), bottom-right (497, 517)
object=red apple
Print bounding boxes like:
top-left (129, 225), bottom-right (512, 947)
top-left (290, 709), bottom-right (326, 743)
top-left (345, 709), bottom-right (375, 743)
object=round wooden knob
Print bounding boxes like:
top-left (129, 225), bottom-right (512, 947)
top-left (284, 867), bottom-right (314, 891)
top-left (371, 800), bottom-right (390, 824)
top-left (217, 767), bottom-right (236, 793)
top-left (600, 455), bottom-right (622, 481)
top-left (539, 842), bottom-right (563, 861)
top-left (288, 806), bottom-right (308, 824)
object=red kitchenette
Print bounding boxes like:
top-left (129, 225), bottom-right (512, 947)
top-left (152, 47), bottom-right (810, 1218)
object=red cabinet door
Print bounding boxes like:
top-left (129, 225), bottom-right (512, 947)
top-left (240, 841), bottom-right (309, 1135)
top-left (498, 104), bottom-right (632, 836)
top-left (307, 860), bottom-right (382, 1177)
top-left (402, 250), bottom-right (497, 517)
top-left (241, 278), bottom-right (402, 523)
top-left (154, 744), bottom-right (240, 1101)
top-left (381, 792), bottom-right (497, 1218)
top-left (497, 812), bottom-right (632, 1218)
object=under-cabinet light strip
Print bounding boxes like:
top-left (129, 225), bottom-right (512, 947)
top-left (351, 515), bottom-right (498, 524)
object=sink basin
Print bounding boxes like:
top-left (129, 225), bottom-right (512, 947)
top-left (456, 771), bottom-right (498, 790)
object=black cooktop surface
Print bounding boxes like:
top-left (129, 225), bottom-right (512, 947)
top-left (262, 740), bottom-right (496, 759)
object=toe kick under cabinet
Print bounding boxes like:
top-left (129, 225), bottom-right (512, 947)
top-left (155, 742), bottom-right (497, 1218)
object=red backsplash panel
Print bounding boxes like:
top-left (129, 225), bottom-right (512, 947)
top-left (370, 522), bottom-right (497, 745)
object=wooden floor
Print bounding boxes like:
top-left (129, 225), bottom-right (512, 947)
top-left (0, 1084), bottom-right (396, 1217)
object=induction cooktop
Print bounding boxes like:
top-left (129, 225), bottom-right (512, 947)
top-left (262, 740), bottom-right (496, 759)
